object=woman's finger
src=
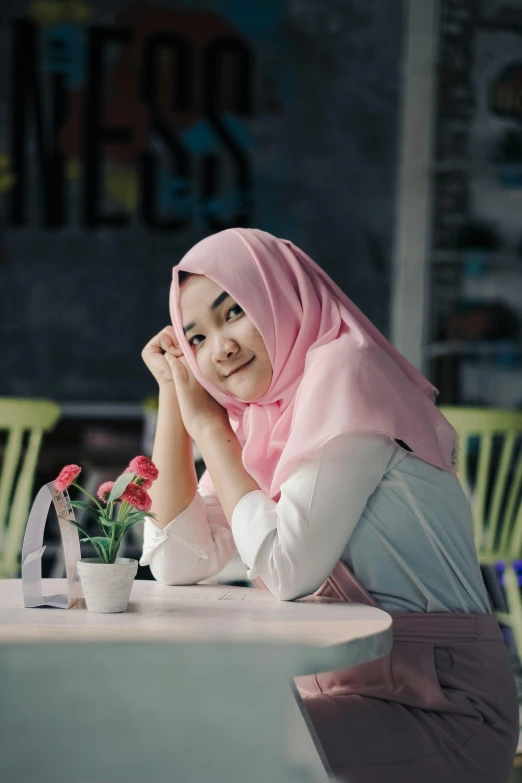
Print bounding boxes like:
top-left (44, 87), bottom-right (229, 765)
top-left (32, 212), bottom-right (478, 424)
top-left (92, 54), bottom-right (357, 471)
top-left (160, 333), bottom-right (174, 350)
top-left (164, 352), bottom-right (177, 370)
top-left (164, 354), bottom-right (179, 385)
top-left (166, 353), bottom-right (188, 383)
top-left (160, 334), bottom-right (182, 357)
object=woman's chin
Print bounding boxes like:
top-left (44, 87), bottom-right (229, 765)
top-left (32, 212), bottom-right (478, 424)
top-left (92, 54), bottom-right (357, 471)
top-left (235, 381), bottom-right (271, 403)
top-left (231, 383), bottom-right (257, 402)
top-left (229, 376), bottom-right (264, 403)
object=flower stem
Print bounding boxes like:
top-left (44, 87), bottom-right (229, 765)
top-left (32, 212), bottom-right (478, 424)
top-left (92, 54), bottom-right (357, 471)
top-left (98, 517), bottom-right (110, 537)
top-left (109, 524), bottom-right (117, 563)
top-left (71, 482), bottom-right (104, 512)
top-left (117, 500), bottom-right (133, 524)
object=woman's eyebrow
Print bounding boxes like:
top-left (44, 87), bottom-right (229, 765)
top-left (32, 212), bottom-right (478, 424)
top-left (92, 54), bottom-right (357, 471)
top-left (182, 290), bottom-right (231, 334)
top-left (210, 290), bottom-right (231, 311)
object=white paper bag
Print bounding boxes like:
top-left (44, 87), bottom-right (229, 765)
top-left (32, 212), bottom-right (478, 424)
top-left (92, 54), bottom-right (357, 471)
top-left (21, 481), bottom-right (83, 608)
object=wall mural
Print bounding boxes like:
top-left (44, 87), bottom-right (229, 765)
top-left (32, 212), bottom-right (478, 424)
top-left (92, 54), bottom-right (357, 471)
top-left (6, 1), bottom-right (257, 230)
top-left (0, 0), bottom-right (401, 402)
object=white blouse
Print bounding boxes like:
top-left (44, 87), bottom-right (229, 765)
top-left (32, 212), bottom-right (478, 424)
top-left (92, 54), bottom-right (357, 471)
top-left (140, 431), bottom-right (491, 612)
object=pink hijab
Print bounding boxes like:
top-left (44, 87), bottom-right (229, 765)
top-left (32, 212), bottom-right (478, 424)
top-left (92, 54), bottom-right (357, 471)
top-left (170, 228), bottom-right (456, 500)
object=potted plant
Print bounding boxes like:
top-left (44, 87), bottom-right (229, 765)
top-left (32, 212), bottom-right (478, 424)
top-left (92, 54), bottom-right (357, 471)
top-left (54, 456), bottom-right (159, 613)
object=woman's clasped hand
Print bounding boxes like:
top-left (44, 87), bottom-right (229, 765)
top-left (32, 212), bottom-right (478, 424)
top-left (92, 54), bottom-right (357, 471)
top-left (164, 345), bottom-right (230, 439)
top-left (141, 324), bottom-right (229, 440)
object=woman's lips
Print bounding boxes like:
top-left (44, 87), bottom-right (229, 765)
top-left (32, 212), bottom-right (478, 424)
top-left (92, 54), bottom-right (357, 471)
top-left (227, 357), bottom-right (255, 377)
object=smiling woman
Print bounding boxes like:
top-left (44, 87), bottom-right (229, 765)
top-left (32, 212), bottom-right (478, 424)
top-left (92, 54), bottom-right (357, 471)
top-left (139, 228), bottom-right (519, 783)
top-left (178, 274), bottom-right (272, 402)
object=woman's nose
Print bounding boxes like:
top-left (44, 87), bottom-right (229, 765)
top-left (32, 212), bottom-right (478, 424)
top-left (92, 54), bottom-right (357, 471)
top-left (212, 338), bottom-right (238, 362)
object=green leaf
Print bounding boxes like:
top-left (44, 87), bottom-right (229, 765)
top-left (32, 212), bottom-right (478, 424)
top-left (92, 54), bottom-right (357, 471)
top-left (110, 523), bottom-right (127, 538)
top-left (63, 520), bottom-right (113, 563)
top-left (122, 509), bottom-right (158, 524)
top-left (80, 536), bottom-right (112, 563)
top-left (67, 500), bottom-right (101, 525)
top-left (67, 518), bottom-right (95, 540)
top-left (69, 500), bottom-right (95, 511)
top-left (67, 505), bottom-right (114, 537)
top-left (83, 536), bottom-right (111, 550)
top-left (114, 507), bottom-right (154, 526)
top-left (121, 518), bottom-right (146, 531)
top-left (97, 515), bottom-right (120, 528)
top-left (108, 472), bottom-right (135, 504)
top-left (120, 510), bottom-right (149, 524)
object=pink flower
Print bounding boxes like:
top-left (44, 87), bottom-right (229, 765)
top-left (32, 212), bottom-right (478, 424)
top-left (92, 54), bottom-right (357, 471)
top-left (98, 481), bottom-right (118, 503)
top-left (120, 483), bottom-right (152, 512)
top-left (54, 464), bottom-right (81, 492)
top-left (127, 455), bottom-right (159, 482)
top-left (135, 476), bottom-right (153, 490)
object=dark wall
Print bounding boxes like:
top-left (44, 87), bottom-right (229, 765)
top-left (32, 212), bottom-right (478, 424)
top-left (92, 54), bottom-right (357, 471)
top-left (0, 0), bottom-right (403, 402)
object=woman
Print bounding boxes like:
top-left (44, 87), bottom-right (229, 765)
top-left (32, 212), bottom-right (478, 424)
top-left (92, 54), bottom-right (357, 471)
top-left (140, 227), bottom-right (519, 782)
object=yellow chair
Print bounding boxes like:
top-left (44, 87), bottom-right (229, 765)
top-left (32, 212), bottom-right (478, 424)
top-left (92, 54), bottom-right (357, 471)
top-left (440, 407), bottom-right (522, 655)
top-left (0, 398), bottom-right (61, 578)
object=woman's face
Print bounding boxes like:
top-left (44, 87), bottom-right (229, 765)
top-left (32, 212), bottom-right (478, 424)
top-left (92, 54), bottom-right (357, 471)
top-left (178, 274), bottom-right (273, 402)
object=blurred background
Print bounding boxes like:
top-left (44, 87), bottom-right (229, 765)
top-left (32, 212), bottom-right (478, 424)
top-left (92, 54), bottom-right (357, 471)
top-left (1, 1), bottom-right (522, 577)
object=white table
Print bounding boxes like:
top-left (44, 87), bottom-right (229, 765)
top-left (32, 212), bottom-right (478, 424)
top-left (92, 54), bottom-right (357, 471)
top-left (0, 579), bottom-right (392, 783)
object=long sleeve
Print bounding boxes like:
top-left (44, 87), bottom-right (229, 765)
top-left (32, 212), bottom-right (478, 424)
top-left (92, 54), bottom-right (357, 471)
top-left (140, 431), bottom-right (397, 595)
top-left (140, 488), bottom-right (237, 585)
top-left (231, 432), bottom-right (398, 601)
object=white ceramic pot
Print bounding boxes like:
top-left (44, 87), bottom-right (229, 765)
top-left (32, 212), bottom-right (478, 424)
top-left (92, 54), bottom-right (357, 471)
top-left (77, 557), bottom-right (138, 613)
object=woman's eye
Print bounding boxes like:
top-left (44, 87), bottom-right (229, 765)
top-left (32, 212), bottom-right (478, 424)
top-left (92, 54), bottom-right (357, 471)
top-left (188, 305), bottom-right (242, 348)
top-left (227, 304), bottom-right (243, 319)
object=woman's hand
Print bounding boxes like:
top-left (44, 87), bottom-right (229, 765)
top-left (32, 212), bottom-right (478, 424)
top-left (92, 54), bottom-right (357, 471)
top-left (141, 326), bottom-right (183, 388)
top-left (164, 352), bottom-right (230, 441)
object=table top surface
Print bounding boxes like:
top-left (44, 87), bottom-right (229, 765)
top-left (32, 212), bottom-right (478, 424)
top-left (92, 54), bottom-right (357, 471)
top-left (0, 579), bottom-right (392, 672)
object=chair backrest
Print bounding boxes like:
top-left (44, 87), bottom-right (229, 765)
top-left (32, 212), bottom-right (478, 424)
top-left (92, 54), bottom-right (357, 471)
top-left (0, 398), bottom-right (61, 577)
top-left (440, 407), bottom-right (522, 562)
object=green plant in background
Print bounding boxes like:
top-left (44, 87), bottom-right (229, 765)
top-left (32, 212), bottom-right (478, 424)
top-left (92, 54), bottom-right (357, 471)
top-left (54, 456), bottom-right (159, 564)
